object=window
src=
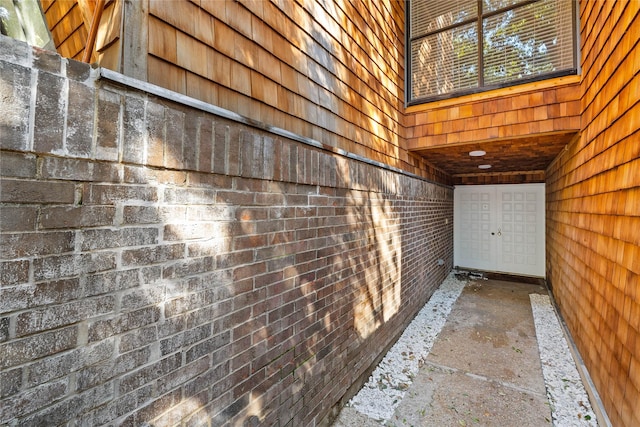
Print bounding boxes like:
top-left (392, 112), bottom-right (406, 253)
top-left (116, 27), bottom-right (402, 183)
top-left (407, 0), bottom-right (578, 103)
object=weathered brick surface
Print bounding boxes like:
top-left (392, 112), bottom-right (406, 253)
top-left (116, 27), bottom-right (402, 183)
top-left (32, 47), bottom-right (62, 75)
top-left (0, 37), bottom-right (453, 426)
top-left (0, 206), bottom-right (38, 231)
top-left (95, 89), bottom-right (121, 161)
top-left (0, 152), bottom-right (37, 179)
top-left (33, 70), bottom-right (66, 154)
top-left (0, 61), bottom-right (31, 151)
top-left (0, 179), bottom-right (76, 204)
top-left (0, 260), bottom-right (30, 287)
top-left (122, 96), bottom-right (146, 164)
top-left (66, 79), bottom-right (95, 157)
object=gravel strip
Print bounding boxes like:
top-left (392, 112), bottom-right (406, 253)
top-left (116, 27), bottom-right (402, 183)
top-left (343, 277), bottom-right (599, 426)
top-left (530, 293), bottom-right (598, 426)
top-left (346, 273), bottom-right (467, 421)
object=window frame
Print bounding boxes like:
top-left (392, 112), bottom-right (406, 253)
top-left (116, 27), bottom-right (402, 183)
top-left (405, 0), bottom-right (580, 106)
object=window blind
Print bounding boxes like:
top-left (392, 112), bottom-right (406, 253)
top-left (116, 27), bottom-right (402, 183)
top-left (410, 0), bottom-right (477, 38)
top-left (411, 23), bottom-right (478, 98)
top-left (483, 0), bottom-right (575, 85)
top-left (408, 0), bottom-right (577, 102)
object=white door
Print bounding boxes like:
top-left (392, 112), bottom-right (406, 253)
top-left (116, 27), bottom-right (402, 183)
top-left (454, 184), bottom-right (545, 277)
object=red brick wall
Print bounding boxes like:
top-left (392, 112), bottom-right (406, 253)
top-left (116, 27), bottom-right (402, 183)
top-left (0, 37), bottom-right (453, 426)
top-left (546, 2), bottom-right (640, 426)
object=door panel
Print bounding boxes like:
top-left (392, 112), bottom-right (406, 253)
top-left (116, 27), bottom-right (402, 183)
top-left (456, 187), bottom-right (495, 271)
top-left (497, 186), bottom-right (544, 275)
top-left (454, 184), bottom-right (545, 277)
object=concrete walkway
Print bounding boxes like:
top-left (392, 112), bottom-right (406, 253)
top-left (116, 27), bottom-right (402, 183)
top-left (333, 277), bottom-right (598, 426)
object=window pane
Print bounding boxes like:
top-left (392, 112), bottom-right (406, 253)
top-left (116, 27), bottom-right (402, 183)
top-left (411, 0), bottom-right (477, 38)
top-left (483, 0), bottom-right (574, 85)
top-left (411, 23), bottom-right (479, 99)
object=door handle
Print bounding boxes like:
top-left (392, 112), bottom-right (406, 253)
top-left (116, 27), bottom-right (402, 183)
top-left (497, 227), bottom-right (502, 237)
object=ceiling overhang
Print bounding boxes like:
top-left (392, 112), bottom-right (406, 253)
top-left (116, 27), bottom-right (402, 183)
top-left (409, 131), bottom-right (580, 177)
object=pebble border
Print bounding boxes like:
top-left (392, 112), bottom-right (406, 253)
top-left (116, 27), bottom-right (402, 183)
top-left (345, 274), bottom-right (601, 426)
top-left (347, 272), bottom-right (467, 421)
top-left (530, 293), bottom-right (599, 426)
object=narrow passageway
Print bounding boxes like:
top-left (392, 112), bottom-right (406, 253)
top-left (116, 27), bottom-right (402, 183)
top-left (333, 274), bottom-right (599, 426)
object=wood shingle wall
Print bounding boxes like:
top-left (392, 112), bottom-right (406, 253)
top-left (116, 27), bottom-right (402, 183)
top-left (405, 79), bottom-right (582, 149)
top-left (404, 77), bottom-right (582, 185)
top-left (41, 0), bottom-right (90, 61)
top-left (40, 0), bottom-right (123, 66)
top-left (546, 2), bottom-right (640, 426)
top-left (144, 0), bottom-right (432, 176)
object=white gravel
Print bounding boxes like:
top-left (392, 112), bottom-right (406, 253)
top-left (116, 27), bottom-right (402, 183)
top-left (343, 274), bottom-right (601, 426)
top-left (530, 293), bottom-right (598, 426)
top-left (346, 273), bottom-right (467, 421)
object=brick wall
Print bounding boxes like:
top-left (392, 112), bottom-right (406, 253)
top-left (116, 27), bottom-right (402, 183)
top-left (546, 2), bottom-right (640, 426)
top-left (0, 36), bottom-right (453, 426)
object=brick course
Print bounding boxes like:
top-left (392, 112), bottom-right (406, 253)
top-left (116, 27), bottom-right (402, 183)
top-left (0, 37), bottom-right (453, 426)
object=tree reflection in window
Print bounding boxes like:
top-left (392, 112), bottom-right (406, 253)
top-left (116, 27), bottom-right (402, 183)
top-left (408, 0), bottom-right (577, 103)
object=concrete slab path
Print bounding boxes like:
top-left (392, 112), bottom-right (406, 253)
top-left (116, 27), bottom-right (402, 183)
top-left (333, 277), bottom-right (598, 427)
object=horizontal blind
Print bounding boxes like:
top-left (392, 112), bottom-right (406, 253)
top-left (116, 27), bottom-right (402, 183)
top-left (483, 0), bottom-right (533, 13)
top-left (410, 0), bottom-right (477, 38)
top-left (408, 0), bottom-right (576, 102)
top-left (411, 23), bottom-right (479, 98)
top-left (483, 0), bottom-right (575, 85)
